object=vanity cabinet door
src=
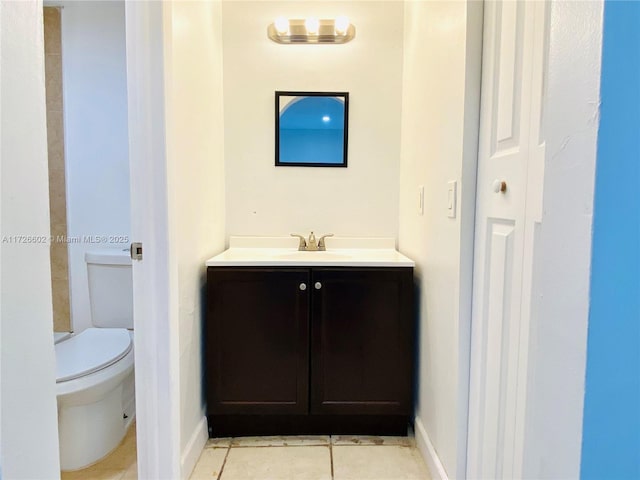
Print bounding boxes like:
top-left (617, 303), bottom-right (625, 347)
top-left (206, 267), bottom-right (310, 415)
top-left (310, 268), bottom-right (414, 415)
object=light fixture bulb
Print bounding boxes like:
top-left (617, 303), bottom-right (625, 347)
top-left (335, 16), bottom-right (350, 35)
top-left (274, 17), bottom-right (289, 35)
top-left (305, 17), bottom-right (320, 35)
top-left (322, 115), bottom-right (331, 122)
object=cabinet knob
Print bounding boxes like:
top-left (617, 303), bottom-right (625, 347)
top-left (315, 282), bottom-right (322, 290)
top-left (299, 283), bottom-right (307, 291)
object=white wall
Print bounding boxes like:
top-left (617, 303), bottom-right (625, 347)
top-left (398, 1), bottom-right (482, 478)
top-left (523, 2), bottom-right (603, 478)
top-left (163, 2), bottom-right (227, 478)
top-left (61, 1), bottom-right (130, 333)
top-left (223, 1), bottom-right (404, 239)
top-left (0, 1), bottom-right (61, 478)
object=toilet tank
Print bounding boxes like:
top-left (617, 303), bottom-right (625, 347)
top-left (85, 249), bottom-right (133, 329)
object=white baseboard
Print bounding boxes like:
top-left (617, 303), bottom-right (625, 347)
top-left (414, 416), bottom-right (449, 480)
top-left (180, 415), bottom-right (208, 480)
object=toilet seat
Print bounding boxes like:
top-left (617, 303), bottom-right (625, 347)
top-left (56, 328), bottom-right (132, 383)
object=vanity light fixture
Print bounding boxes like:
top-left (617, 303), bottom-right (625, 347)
top-left (334, 16), bottom-right (350, 35)
top-left (267, 17), bottom-right (355, 44)
top-left (274, 16), bottom-right (290, 35)
top-left (304, 17), bottom-right (320, 35)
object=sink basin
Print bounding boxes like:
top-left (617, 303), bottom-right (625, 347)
top-left (205, 238), bottom-right (415, 267)
top-left (276, 251), bottom-right (352, 261)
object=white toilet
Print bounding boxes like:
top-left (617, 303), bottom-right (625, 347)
top-left (55, 248), bottom-right (135, 471)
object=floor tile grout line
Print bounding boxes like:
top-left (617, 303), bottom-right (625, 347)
top-left (216, 442), bottom-right (412, 448)
top-left (232, 443), bottom-right (329, 448)
top-left (227, 443), bottom-right (330, 448)
top-left (216, 445), bottom-right (232, 480)
top-left (332, 444), bottom-right (413, 447)
top-left (330, 436), bottom-right (335, 480)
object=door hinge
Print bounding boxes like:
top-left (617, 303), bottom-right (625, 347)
top-left (130, 242), bottom-right (143, 261)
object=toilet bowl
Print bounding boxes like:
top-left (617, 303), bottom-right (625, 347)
top-left (55, 249), bottom-right (135, 471)
top-left (56, 328), bottom-right (135, 471)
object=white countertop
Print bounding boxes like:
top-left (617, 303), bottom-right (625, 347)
top-left (205, 236), bottom-right (415, 268)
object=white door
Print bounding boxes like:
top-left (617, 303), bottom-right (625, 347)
top-left (125, 2), bottom-right (182, 478)
top-left (467, 1), bottom-right (548, 478)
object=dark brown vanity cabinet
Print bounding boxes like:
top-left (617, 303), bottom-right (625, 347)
top-left (205, 268), bottom-right (310, 415)
top-left (309, 268), bottom-right (414, 416)
top-left (205, 266), bottom-right (414, 435)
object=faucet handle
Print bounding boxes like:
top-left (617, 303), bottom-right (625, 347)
top-left (290, 233), bottom-right (307, 251)
top-left (318, 233), bottom-right (334, 251)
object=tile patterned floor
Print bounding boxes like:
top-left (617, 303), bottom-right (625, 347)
top-left (60, 430), bottom-right (431, 480)
top-left (190, 435), bottom-right (431, 480)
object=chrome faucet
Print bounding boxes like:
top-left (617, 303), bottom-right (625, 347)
top-left (290, 232), bottom-right (334, 251)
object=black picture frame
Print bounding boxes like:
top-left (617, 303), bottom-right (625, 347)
top-left (275, 91), bottom-right (349, 167)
